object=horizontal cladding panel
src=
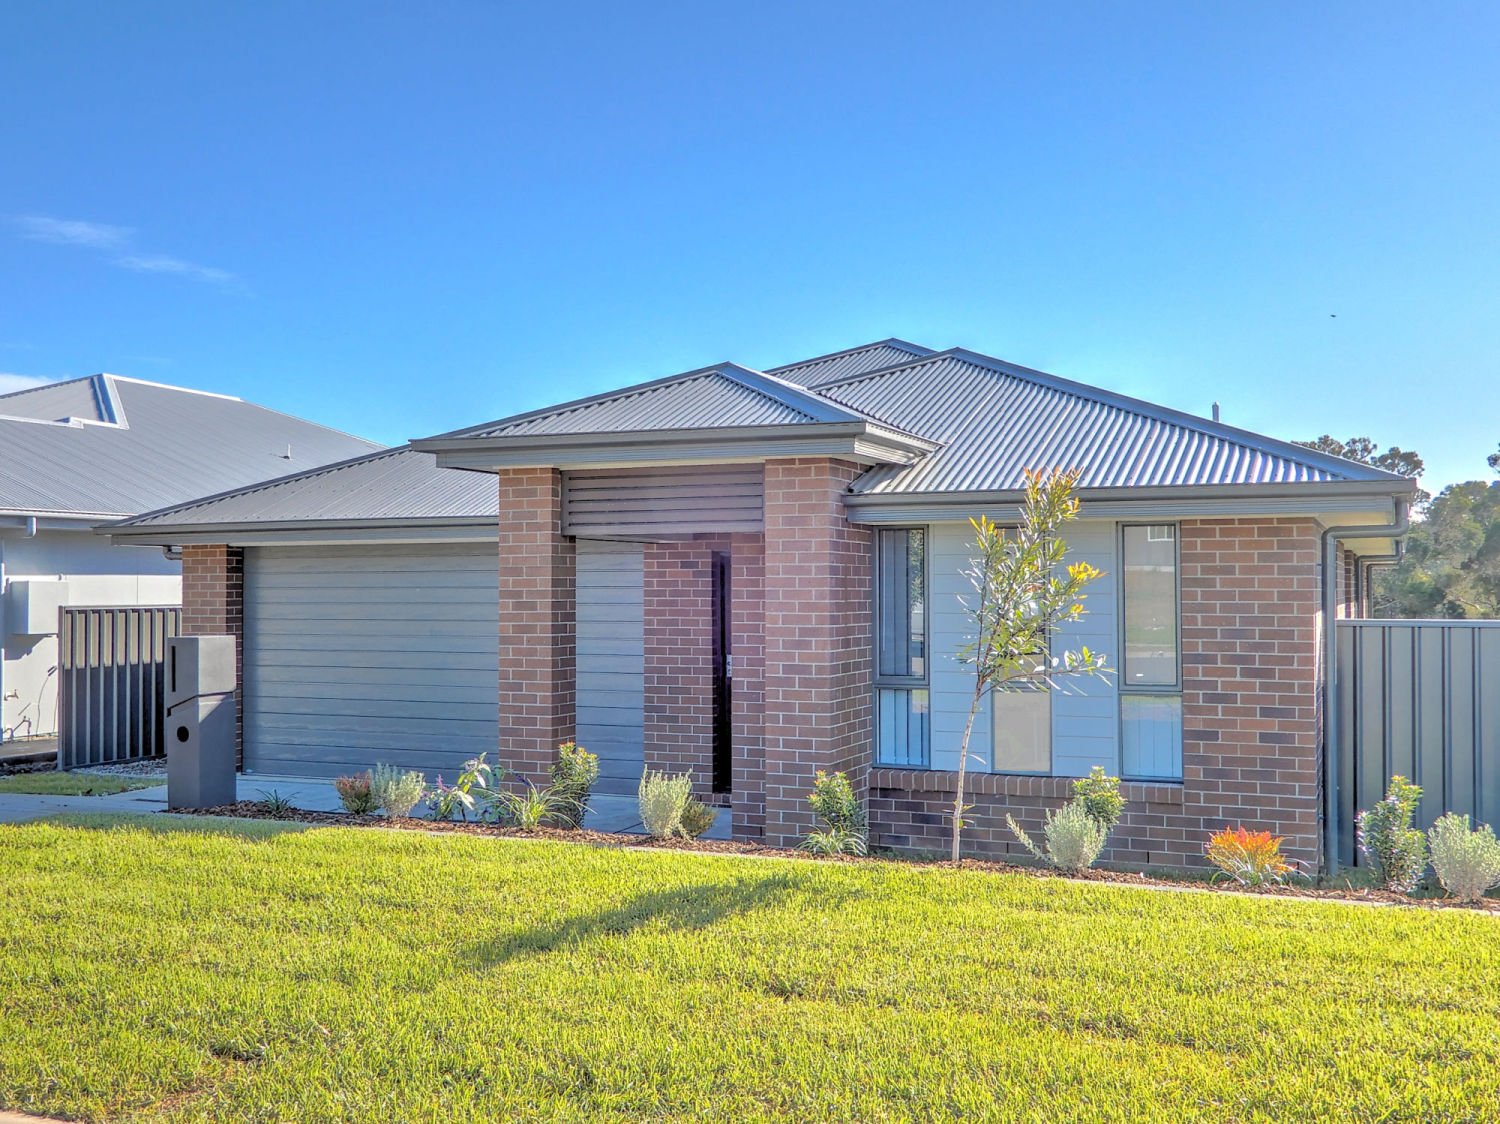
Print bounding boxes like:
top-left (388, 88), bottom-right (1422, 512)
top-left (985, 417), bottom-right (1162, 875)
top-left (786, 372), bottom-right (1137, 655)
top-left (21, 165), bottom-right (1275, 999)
top-left (564, 465), bottom-right (763, 536)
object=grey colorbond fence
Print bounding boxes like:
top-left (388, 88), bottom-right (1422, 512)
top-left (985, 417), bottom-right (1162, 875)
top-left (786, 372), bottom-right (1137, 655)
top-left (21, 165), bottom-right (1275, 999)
top-left (1336, 619), bottom-right (1500, 865)
top-left (57, 606), bottom-right (181, 769)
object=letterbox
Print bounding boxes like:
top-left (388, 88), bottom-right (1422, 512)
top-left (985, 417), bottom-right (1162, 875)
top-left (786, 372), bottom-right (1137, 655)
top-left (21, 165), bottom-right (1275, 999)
top-left (165, 635), bottom-right (238, 810)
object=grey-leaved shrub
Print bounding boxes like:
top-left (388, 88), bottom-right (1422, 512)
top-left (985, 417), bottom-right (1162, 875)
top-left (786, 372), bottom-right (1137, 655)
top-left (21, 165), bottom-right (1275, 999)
top-left (1007, 800), bottom-right (1110, 873)
top-left (1357, 776), bottom-right (1427, 893)
top-left (638, 770), bottom-right (693, 838)
top-left (1428, 813), bottom-right (1500, 902)
top-left (370, 763), bottom-right (426, 820)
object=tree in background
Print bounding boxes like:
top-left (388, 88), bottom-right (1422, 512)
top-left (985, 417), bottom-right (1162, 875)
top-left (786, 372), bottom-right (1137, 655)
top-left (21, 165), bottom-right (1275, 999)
top-left (1295, 435), bottom-right (1429, 508)
top-left (950, 468), bottom-right (1109, 863)
top-left (1382, 480), bottom-right (1500, 618)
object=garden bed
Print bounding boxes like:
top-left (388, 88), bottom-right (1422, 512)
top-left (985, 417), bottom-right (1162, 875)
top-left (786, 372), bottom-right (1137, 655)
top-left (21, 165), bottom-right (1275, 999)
top-left (188, 800), bottom-right (1500, 912)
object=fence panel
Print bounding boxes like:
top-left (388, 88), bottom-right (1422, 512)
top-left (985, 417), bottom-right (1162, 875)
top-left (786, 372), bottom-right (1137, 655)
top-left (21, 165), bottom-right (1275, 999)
top-left (57, 606), bottom-right (181, 769)
top-left (1336, 620), bottom-right (1500, 865)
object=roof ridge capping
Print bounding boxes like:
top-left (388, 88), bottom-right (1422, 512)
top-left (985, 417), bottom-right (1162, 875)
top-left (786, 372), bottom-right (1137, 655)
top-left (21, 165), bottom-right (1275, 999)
top-left (763, 338), bottom-right (935, 375)
top-left (825, 346), bottom-right (1413, 486)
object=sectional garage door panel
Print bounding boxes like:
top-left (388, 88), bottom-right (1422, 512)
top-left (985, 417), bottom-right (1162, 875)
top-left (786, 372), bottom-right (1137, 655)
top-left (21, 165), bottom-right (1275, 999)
top-left (244, 544), bottom-right (499, 779)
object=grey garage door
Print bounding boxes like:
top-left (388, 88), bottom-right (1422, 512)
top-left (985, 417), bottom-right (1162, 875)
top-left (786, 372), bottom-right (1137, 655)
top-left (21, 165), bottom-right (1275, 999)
top-left (243, 543), bottom-right (499, 779)
top-left (574, 539), bottom-right (645, 795)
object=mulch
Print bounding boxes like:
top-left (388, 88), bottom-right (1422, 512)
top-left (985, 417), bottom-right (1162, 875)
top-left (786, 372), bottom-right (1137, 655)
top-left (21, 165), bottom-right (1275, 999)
top-left (176, 801), bottom-right (1500, 913)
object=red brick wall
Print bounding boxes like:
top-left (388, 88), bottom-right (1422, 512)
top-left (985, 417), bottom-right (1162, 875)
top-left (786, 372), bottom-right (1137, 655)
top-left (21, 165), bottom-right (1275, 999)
top-left (761, 458), bottom-right (873, 847)
top-left (868, 516), bottom-right (1325, 872)
top-left (497, 468), bottom-right (575, 787)
top-left (180, 544), bottom-right (245, 761)
top-left (643, 536), bottom-right (723, 800)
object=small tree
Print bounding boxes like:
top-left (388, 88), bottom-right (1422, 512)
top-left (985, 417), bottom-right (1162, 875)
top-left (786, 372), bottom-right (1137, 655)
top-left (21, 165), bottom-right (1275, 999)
top-left (950, 467), bottom-right (1109, 862)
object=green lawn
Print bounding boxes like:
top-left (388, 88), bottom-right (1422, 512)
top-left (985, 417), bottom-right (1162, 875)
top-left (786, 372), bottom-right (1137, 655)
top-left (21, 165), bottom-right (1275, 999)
top-left (0, 771), bottom-right (163, 795)
top-left (2, 817), bottom-right (1498, 1122)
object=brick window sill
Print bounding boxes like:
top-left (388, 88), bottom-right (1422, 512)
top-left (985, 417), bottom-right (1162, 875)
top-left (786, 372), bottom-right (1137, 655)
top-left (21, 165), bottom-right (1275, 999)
top-left (869, 767), bottom-right (1185, 806)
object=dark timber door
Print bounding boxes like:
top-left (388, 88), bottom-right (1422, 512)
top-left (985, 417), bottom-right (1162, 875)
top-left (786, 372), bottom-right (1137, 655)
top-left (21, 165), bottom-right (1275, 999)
top-left (711, 552), bottom-right (732, 795)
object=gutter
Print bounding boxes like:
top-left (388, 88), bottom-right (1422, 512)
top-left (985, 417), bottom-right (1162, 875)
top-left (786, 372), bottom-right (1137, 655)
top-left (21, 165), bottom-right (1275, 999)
top-left (1320, 497), bottom-right (1411, 875)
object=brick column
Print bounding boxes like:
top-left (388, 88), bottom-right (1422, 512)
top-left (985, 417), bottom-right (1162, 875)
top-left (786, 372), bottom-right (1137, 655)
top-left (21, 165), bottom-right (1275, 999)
top-left (761, 458), bottom-right (873, 848)
top-left (1179, 517), bottom-right (1322, 870)
top-left (730, 531), bottom-right (766, 840)
top-left (497, 468), bottom-right (575, 787)
top-left (180, 544), bottom-right (245, 762)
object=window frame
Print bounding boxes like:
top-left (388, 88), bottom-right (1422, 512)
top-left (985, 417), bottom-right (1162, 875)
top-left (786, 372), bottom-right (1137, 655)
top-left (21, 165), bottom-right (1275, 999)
top-left (873, 526), bottom-right (931, 767)
top-left (1117, 521), bottom-right (1184, 781)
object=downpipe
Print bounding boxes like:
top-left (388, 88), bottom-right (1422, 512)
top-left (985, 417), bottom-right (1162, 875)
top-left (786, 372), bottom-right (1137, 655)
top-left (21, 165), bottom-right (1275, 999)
top-left (1320, 498), bottom-right (1411, 875)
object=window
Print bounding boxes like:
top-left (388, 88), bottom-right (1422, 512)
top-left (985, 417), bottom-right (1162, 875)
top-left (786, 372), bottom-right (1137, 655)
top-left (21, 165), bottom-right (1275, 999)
top-left (1120, 524), bottom-right (1182, 779)
top-left (993, 686), bottom-right (1050, 774)
top-left (875, 528), bottom-right (928, 765)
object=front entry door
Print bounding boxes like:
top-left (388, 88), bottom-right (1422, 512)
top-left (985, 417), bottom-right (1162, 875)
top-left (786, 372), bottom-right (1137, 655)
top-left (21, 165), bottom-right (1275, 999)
top-left (711, 551), bottom-right (732, 795)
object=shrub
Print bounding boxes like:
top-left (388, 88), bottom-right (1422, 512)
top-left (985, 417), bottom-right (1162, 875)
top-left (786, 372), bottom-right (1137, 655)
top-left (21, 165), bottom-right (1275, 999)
top-left (638, 770), bottom-right (693, 838)
top-left (1357, 776), bottom-right (1427, 893)
top-left (550, 742), bottom-right (599, 829)
top-left (1072, 766), bottom-right (1125, 829)
top-left (800, 770), bottom-right (868, 855)
top-left (679, 797), bottom-right (717, 840)
top-left (1204, 826), bottom-right (1296, 886)
top-left (488, 783), bottom-right (568, 830)
top-left (426, 754), bottom-right (496, 822)
top-left (257, 789), bottom-right (293, 817)
top-left (1428, 813), bottom-right (1500, 902)
top-left (1006, 800), bottom-right (1109, 872)
top-left (801, 827), bottom-right (867, 857)
top-left (370, 764), bottom-right (427, 820)
top-left (333, 772), bottom-right (377, 815)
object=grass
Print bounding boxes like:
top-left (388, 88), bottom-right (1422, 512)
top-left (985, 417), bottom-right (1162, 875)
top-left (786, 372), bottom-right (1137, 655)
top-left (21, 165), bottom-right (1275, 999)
top-left (0, 771), bottom-right (163, 796)
top-left (2, 817), bottom-right (1499, 1122)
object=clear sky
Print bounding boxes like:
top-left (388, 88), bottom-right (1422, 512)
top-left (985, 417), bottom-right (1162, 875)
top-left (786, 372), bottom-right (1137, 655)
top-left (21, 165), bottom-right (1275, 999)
top-left (2, 2), bottom-right (1496, 492)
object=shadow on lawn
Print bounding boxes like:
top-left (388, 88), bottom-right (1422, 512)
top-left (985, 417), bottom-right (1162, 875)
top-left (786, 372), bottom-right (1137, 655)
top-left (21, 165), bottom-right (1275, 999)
top-left (465, 873), bottom-right (801, 967)
top-left (47, 811), bottom-right (315, 840)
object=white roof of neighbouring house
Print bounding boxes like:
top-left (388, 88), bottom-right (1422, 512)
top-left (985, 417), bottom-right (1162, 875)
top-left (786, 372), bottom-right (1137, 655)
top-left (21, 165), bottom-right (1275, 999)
top-left (0, 374), bottom-right (383, 519)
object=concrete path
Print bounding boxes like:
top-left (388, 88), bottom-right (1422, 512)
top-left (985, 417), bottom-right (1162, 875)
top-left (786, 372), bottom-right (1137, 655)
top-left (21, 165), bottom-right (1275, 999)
top-left (0, 772), bottom-right (732, 838)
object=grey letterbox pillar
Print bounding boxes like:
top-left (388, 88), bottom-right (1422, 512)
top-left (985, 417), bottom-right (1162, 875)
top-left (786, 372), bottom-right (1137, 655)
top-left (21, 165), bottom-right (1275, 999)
top-left (166, 635), bottom-right (238, 810)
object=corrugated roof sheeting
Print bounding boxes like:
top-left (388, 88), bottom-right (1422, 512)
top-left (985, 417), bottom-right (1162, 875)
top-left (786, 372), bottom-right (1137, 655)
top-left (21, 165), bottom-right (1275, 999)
top-left (0, 377), bottom-right (381, 516)
top-left (0, 377), bottom-right (112, 423)
top-left (122, 446), bottom-right (497, 527)
top-left (473, 371), bottom-right (821, 437)
top-left (819, 354), bottom-right (1388, 494)
top-left (767, 340), bottom-right (934, 386)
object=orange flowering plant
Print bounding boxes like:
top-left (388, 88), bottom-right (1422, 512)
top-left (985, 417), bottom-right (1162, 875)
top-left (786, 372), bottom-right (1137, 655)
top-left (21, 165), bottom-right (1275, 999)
top-left (1204, 826), bottom-right (1299, 886)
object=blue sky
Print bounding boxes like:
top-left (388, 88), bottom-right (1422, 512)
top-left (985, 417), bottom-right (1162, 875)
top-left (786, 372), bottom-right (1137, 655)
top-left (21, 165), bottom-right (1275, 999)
top-left (2, 2), bottom-right (1497, 491)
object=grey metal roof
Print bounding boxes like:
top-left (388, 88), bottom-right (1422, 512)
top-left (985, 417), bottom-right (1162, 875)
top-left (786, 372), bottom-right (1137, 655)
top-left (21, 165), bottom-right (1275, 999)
top-left (765, 339), bottom-right (935, 386)
top-left (816, 350), bottom-right (1411, 496)
top-left (115, 445), bottom-right (497, 529)
top-left (427, 363), bottom-right (876, 440)
top-left (0, 375), bottom-right (382, 518)
top-left (0, 376), bottom-right (116, 424)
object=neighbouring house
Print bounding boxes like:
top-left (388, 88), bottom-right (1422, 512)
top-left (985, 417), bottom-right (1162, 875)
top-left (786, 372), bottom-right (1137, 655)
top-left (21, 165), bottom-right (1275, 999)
top-left (0, 374), bottom-right (381, 743)
top-left (108, 341), bottom-right (1414, 869)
